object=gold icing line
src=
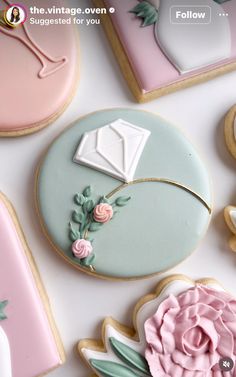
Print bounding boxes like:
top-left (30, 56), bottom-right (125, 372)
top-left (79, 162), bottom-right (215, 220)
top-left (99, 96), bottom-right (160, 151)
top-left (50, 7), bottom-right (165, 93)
top-left (106, 178), bottom-right (212, 214)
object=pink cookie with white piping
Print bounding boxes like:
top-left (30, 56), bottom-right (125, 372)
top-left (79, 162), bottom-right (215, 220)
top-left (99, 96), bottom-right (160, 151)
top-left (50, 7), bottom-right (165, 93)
top-left (0, 191), bottom-right (65, 377)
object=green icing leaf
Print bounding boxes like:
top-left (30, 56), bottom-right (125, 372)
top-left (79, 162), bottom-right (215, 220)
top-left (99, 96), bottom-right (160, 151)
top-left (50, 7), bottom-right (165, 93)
top-left (83, 186), bottom-right (92, 198)
top-left (72, 211), bottom-right (85, 224)
top-left (83, 199), bottom-right (95, 213)
top-left (109, 337), bottom-right (151, 375)
top-left (89, 222), bottom-right (103, 232)
top-left (129, 1), bottom-right (158, 27)
top-left (81, 253), bottom-right (95, 266)
top-left (0, 301), bottom-right (8, 321)
top-left (90, 359), bottom-right (138, 377)
top-left (69, 228), bottom-right (81, 242)
top-left (74, 193), bottom-right (85, 206)
top-left (214, 0), bottom-right (230, 3)
top-left (69, 222), bottom-right (81, 241)
top-left (142, 11), bottom-right (158, 27)
top-left (115, 196), bottom-right (131, 207)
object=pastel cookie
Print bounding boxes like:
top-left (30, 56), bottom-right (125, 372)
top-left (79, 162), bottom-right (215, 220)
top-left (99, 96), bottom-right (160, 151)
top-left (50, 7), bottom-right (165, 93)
top-left (0, 0), bottom-right (78, 136)
top-left (79, 274), bottom-right (236, 377)
top-left (0, 192), bottom-right (65, 376)
top-left (94, 0), bottom-right (236, 102)
top-left (224, 205), bottom-right (236, 252)
top-left (36, 109), bottom-right (212, 279)
top-left (225, 105), bottom-right (236, 160)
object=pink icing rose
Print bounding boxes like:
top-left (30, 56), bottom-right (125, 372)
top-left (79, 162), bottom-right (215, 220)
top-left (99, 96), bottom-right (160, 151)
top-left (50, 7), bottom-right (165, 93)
top-left (144, 285), bottom-right (236, 377)
top-left (93, 203), bottom-right (113, 223)
top-left (72, 239), bottom-right (92, 259)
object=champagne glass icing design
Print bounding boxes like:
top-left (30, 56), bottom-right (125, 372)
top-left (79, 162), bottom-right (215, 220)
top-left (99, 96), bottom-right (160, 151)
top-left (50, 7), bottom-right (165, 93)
top-left (0, 0), bottom-right (68, 78)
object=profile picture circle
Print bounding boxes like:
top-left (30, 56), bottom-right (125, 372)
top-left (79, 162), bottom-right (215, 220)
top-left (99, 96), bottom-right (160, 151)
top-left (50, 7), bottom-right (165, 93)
top-left (4, 4), bottom-right (27, 27)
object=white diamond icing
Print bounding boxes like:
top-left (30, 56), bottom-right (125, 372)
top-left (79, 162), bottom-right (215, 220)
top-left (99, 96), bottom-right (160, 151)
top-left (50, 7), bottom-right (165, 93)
top-left (73, 119), bottom-right (151, 183)
top-left (230, 210), bottom-right (236, 228)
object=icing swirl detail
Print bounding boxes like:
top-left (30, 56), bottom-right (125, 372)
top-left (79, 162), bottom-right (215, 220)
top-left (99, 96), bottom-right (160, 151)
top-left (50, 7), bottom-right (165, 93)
top-left (93, 204), bottom-right (113, 223)
top-left (144, 285), bottom-right (236, 376)
top-left (72, 239), bottom-right (93, 259)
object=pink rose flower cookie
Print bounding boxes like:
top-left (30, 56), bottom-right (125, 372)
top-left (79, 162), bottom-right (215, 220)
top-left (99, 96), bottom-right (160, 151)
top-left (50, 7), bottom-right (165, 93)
top-left (0, 191), bottom-right (65, 376)
top-left (93, 0), bottom-right (236, 102)
top-left (79, 275), bottom-right (236, 377)
top-left (0, 0), bottom-right (78, 136)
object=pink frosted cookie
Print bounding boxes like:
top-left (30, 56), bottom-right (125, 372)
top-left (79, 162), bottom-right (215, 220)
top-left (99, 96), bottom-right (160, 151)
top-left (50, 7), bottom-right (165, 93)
top-left (0, 0), bottom-right (78, 136)
top-left (79, 274), bottom-right (236, 376)
top-left (225, 105), bottom-right (236, 160)
top-left (94, 0), bottom-right (236, 102)
top-left (0, 192), bottom-right (65, 376)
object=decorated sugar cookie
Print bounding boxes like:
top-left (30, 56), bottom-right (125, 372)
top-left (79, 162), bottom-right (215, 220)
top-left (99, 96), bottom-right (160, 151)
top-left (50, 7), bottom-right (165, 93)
top-left (225, 105), bottom-right (236, 160)
top-left (93, 0), bottom-right (236, 102)
top-left (79, 274), bottom-right (236, 377)
top-left (0, 192), bottom-right (65, 376)
top-left (36, 109), bottom-right (212, 279)
top-left (0, 0), bottom-right (78, 136)
top-left (224, 206), bottom-right (236, 252)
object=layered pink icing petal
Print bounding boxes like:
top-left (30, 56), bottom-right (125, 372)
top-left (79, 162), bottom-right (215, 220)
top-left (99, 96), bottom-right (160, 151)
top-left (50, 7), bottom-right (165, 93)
top-left (144, 285), bottom-right (236, 377)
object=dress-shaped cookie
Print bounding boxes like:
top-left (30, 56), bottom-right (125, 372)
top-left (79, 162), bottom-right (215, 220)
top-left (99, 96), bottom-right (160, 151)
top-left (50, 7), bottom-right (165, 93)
top-left (79, 274), bottom-right (236, 377)
top-left (0, 0), bottom-right (78, 136)
top-left (36, 109), bottom-right (212, 279)
top-left (94, 0), bottom-right (236, 102)
top-left (0, 192), bottom-right (65, 376)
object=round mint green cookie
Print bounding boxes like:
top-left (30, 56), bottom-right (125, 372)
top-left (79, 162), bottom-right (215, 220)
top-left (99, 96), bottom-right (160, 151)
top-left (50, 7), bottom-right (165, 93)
top-left (37, 109), bottom-right (212, 279)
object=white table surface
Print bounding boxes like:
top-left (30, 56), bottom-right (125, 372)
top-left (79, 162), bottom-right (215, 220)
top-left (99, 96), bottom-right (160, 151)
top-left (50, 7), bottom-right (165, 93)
top-left (1, 1), bottom-right (236, 375)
